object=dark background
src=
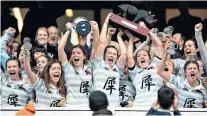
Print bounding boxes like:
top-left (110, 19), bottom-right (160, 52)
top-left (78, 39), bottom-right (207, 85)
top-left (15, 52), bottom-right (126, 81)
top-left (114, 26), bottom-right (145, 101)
top-left (1, 1), bottom-right (207, 44)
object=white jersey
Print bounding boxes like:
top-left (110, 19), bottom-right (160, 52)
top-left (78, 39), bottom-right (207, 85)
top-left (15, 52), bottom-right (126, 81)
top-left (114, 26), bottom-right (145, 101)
top-left (33, 78), bottom-right (63, 107)
top-left (92, 56), bottom-right (123, 106)
top-left (170, 75), bottom-right (207, 108)
top-left (129, 56), bottom-right (164, 107)
top-left (62, 61), bottom-right (93, 107)
top-left (174, 58), bottom-right (186, 78)
top-left (0, 73), bottom-right (33, 107)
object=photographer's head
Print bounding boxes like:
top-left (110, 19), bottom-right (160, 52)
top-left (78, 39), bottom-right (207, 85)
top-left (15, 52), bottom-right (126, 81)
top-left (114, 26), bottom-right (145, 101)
top-left (158, 85), bottom-right (175, 109)
top-left (89, 90), bottom-right (109, 111)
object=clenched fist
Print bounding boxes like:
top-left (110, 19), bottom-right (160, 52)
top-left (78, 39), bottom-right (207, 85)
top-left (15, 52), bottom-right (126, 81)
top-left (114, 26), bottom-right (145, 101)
top-left (195, 23), bottom-right (203, 32)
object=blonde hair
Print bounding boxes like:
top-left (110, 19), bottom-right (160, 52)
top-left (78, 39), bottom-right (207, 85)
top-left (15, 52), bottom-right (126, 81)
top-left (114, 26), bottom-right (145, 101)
top-left (35, 27), bottom-right (49, 43)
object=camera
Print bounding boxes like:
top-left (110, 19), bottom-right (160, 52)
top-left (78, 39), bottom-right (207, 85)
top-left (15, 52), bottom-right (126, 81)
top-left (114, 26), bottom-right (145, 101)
top-left (167, 41), bottom-right (178, 55)
top-left (73, 16), bottom-right (91, 36)
top-left (120, 101), bottom-right (128, 107)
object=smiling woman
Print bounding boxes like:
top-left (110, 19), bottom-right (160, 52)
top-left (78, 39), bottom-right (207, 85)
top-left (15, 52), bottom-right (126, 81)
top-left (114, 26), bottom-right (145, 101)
top-left (0, 58), bottom-right (33, 107)
top-left (23, 48), bottom-right (66, 107)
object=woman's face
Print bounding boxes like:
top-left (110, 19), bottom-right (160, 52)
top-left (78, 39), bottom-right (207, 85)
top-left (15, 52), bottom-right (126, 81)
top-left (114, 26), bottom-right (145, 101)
top-left (185, 63), bottom-right (199, 82)
top-left (104, 47), bottom-right (118, 68)
top-left (184, 40), bottom-right (198, 58)
top-left (164, 60), bottom-right (174, 73)
top-left (49, 63), bottom-right (62, 85)
top-left (6, 60), bottom-right (20, 80)
top-left (136, 50), bottom-right (150, 69)
top-left (37, 30), bottom-right (48, 45)
top-left (71, 47), bottom-right (86, 67)
top-left (36, 56), bottom-right (48, 73)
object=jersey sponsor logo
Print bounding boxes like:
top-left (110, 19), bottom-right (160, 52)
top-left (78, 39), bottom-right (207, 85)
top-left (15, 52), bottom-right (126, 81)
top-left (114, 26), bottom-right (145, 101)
top-left (80, 81), bottom-right (90, 95)
top-left (50, 100), bottom-right (61, 107)
top-left (184, 98), bottom-right (196, 108)
top-left (183, 85), bottom-right (188, 91)
top-left (7, 94), bottom-right (20, 107)
top-left (103, 77), bottom-right (116, 95)
top-left (141, 75), bottom-right (155, 91)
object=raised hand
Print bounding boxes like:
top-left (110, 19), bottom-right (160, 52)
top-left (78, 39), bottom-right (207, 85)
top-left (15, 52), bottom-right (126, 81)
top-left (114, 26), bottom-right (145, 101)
top-left (117, 28), bottom-right (124, 38)
top-left (195, 23), bottom-right (203, 32)
top-left (125, 30), bottom-right (133, 39)
top-left (107, 28), bottom-right (116, 36)
top-left (65, 22), bottom-right (74, 30)
top-left (7, 27), bottom-right (16, 35)
top-left (59, 97), bottom-right (66, 107)
top-left (104, 13), bottom-right (113, 25)
top-left (90, 21), bottom-right (99, 32)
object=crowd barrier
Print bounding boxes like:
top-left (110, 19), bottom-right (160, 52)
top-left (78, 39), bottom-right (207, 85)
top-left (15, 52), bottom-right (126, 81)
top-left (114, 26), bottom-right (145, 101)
top-left (1, 106), bottom-right (207, 116)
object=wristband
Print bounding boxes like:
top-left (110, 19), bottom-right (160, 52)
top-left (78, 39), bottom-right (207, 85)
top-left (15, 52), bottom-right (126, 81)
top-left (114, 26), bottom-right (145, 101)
top-left (6, 30), bottom-right (14, 37)
top-left (23, 54), bottom-right (29, 58)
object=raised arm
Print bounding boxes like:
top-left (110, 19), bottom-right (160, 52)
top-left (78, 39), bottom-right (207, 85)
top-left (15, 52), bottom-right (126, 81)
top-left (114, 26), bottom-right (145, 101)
top-left (23, 49), bottom-right (37, 84)
top-left (148, 29), bottom-right (164, 59)
top-left (106, 28), bottom-right (116, 45)
top-left (194, 23), bottom-right (207, 72)
top-left (58, 22), bottom-right (72, 64)
top-left (95, 13), bottom-right (113, 57)
top-left (133, 37), bottom-right (151, 57)
top-left (117, 29), bottom-right (127, 67)
top-left (0, 27), bottom-right (16, 70)
top-left (90, 21), bottom-right (100, 60)
top-left (125, 30), bottom-right (135, 68)
top-left (157, 42), bottom-right (172, 82)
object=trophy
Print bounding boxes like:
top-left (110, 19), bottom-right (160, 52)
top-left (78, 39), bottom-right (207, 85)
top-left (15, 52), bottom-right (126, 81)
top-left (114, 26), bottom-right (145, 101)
top-left (23, 37), bottom-right (32, 50)
top-left (109, 4), bottom-right (157, 38)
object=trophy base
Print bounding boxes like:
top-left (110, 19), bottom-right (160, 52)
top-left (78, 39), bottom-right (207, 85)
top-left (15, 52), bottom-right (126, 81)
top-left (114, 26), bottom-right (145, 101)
top-left (109, 13), bottom-right (149, 39)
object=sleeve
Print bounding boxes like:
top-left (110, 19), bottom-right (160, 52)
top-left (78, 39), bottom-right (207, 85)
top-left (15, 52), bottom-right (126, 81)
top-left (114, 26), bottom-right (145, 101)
top-left (62, 61), bottom-right (73, 74)
top-left (33, 77), bottom-right (44, 90)
top-left (128, 66), bottom-right (139, 81)
top-left (195, 32), bottom-right (207, 72)
top-left (24, 84), bottom-right (35, 99)
top-left (150, 55), bottom-right (161, 69)
top-left (169, 74), bottom-right (184, 89)
top-left (173, 59), bottom-right (183, 75)
top-left (0, 33), bottom-right (11, 70)
top-left (93, 56), bottom-right (104, 68)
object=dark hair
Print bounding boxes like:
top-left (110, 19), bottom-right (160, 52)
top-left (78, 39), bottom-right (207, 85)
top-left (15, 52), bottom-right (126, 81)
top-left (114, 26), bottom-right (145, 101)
top-left (89, 90), bottom-right (109, 111)
top-left (33, 45), bottom-right (47, 55)
top-left (40, 60), bottom-right (65, 96)
top-left (31, 45), bottom-right (48, 67)
top-left (6, 57), bottom-right (22, 79)
top-left (186, 38), bottom-right (198, 49)
top-left (103, 45), bottom-right (119, 59)
top-left (36, 54), bottom-right (51, 63)
top-left (70, 44), bottom-right (88, 65)
top-left (184, 60), bottom-right (200, 72)
top-left (158, 85), bottom-right (175, 109)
